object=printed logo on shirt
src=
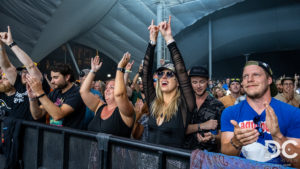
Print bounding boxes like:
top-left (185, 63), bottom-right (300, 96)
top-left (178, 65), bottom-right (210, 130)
top-left (50, 98), bottom-right (65, 126)
top-left (14, 91), bottom-right (27, 104)
top-left (239, 120), bottom-right (270, 134)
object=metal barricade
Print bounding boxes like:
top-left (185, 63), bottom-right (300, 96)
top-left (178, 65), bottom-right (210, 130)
top-left (0, 118), bottom-right (191, 169)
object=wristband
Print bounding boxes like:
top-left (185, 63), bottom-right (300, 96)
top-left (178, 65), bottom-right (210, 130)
top-left (198, 123), bottom-right (202, 132)
top-left (9, 41), bottom-right (17, 48)
top-left (36, 93), bottom-right (46, 99)
top-left (90, 70), bottom-right (96, 74)
top-left (149, 40), bottom-right (156, 46)
top-left (166, 39), bottom-right (175, 46)
top-left (29, 97), bottom-right (37, 101)
top-left (230, 138), bottom-right (241, 150)
top-left (117, 67), bottom-right (125, 73)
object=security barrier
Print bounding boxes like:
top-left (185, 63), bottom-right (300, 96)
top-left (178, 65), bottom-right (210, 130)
top-left (0, 118), bottom-right (190, 169)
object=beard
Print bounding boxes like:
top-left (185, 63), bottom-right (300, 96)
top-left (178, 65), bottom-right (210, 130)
top-left (0, 83), bottom-right (14, 93)
top-left (246, 85), bottom-right (269, 99)
top-left (56, 81), bottom-right (68, 90)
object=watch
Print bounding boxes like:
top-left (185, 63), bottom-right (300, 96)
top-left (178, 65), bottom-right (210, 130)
top-left (9, 41), bottom-right (17, 48)
top-left (117, 67), bottom-right (125, 73)
top-left (198, 123), bottom-right (202, 132)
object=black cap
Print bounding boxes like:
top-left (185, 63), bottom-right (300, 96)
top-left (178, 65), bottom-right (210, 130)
top-left (244, 60), bottom-right (278, 97)
top-left (189, 66), bottom-right (208, 78)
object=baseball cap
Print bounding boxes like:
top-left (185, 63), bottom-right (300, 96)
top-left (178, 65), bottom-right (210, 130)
top-left (156, 63), bottom-right (175, 73)
top-left (229, 78), bottom-right (241, 85)
top-left (244, 61), bottom-right (278, 97)
top-left (79, 69), bottom-right (90, 77)
top-left (189, 66), bottom-right (208, 78)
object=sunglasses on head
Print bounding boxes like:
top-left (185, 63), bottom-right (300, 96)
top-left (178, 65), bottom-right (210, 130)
top-left (253, 115), bottom-right (264, 137)
top-left (157, 71), bottom-right (175, 79)
top-left (231, 78), bottom-right (240, 82)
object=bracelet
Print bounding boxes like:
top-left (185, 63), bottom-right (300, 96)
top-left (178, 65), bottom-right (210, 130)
top-left (166, 39), bottom-right (175, 46)
top-left (9, 41), bottom-right (17, 48)
top-left (36, 93), bottom-right (46, 99)
top-left (117, 67), bottom-right (125, 73)
top-left (149, 40), bottom-right (156, 45)
top-left (29, 97), bottom-right (37, 101)
top-left (90, 70), bottom-right (96, 74)
top-left (230, 138), bottom-right (241, 150)
top-left (125, 70), bottom-right (132, 73)
top-left (198, 123), bottom-right (202, 132)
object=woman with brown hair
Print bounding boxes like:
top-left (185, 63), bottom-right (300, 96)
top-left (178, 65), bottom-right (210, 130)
top-left (80, 53), bottom-right (135, 137)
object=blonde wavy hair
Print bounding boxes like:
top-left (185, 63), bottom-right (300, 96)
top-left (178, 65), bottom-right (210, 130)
top-left (150, 79), bottom-right (181, 122)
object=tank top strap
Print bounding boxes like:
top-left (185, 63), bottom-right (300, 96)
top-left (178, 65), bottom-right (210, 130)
top-left (95, 104), bottom-right (107, 116)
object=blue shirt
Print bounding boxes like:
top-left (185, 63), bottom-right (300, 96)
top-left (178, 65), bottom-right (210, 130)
top-left (221, 98), bottom-right (300, 164)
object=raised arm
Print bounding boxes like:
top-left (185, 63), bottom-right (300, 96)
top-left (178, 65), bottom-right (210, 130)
top-left (1, 26), bottom-right (42, 81)
top-left (79, 55), bottom-right (104, 113)
top-left (124, 60), bottom-right (134, 86)
top-left (158, 16), bottom-right (195, 113)
top-left (143, 19), bottom-right (159, 107)
top-left (114, 52), bottom-right (135, 118)
top-left (0, 37), bottom-right (17, 85)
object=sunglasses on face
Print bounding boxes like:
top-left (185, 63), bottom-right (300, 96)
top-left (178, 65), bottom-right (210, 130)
top-left (253, 116), bottom-right (264, 137)
top-left (157, 71), bottom-right (175, 79)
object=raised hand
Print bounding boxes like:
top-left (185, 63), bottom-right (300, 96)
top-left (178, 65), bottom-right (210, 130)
top-left (158, 16), bottom-right (174, 43)
top-left (264, 103), bottom-right (282, 139)
top-left (148, 19), bottom-right (159, 43)
top-left (118, 52), bottom-right (131, 69)
top-left (294, 73), bottom-right (299, 81)
top-left (125, 60), bottom-right (134, 71)
top-left (230, 120), bottom-right (259, 147)
top-left (0, 26), bottom-right (13, 46)
top-left (91, 55), bottom-right (103, 72)
top-left (160, 58), bottom-right (165, 66)
top-left (26, 74), bottom-right (44, 96)
top-left (26, 83), bottom-right (36, 99)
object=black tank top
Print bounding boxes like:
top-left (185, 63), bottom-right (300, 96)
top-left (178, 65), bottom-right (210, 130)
top-left (87, 104), bottom-right (132, 138)
top-left (147, 109), bottom-right (185, 148)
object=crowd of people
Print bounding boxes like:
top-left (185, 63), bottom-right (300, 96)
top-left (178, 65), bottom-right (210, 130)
top-left (1, 16), bottom-right (300, 168)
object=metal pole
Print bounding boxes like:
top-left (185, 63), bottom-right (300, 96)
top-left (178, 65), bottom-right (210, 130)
top-left (157, 0), bottom-right (163, 68)
top-left (208, 18), bottom-right (212, 79)
top-left (66, 43), bottom-right (80, 74)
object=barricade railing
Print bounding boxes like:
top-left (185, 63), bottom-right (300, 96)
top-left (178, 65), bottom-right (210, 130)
top-left (0, 117), bottom-right (191, 169)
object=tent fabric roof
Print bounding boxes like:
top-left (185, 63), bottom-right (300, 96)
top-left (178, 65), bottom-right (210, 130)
top-left (0, 0), bottom-right (244, 72)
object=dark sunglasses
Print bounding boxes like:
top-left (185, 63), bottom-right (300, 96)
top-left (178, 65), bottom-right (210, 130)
top-left (157, 71), bottom-right (175, 79)
top-left (253, 116), bottom-right (264, 137)
top-left (153, 78), bottom-right (158, 83)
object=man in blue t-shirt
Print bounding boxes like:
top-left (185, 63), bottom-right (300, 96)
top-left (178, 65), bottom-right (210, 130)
top-left (221, 61), bottom-right (300, 168)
